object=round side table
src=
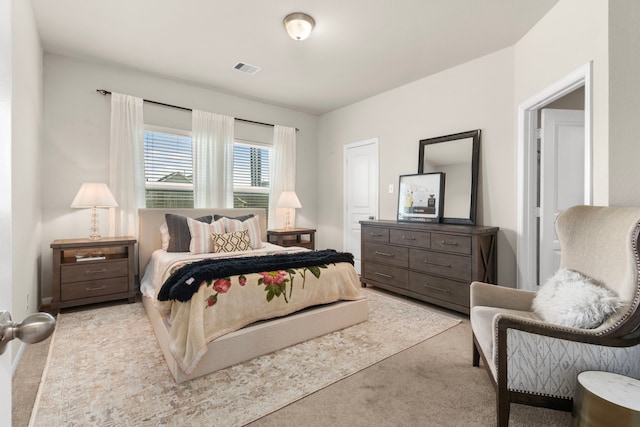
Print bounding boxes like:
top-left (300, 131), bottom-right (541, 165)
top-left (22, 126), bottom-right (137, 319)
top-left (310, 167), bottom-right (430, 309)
top-left (573, 371), bottom-right (640, 426)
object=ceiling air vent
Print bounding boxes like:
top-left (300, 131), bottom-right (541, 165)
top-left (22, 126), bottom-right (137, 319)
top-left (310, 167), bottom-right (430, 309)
top-left (233, 62), bottom-right (261, 75)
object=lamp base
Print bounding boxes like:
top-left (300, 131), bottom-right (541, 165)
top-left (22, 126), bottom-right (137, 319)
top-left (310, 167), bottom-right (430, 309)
top-left (284, 210), bottom-right (294, 230)
top-left (88, 207), bottom-right (102, 240)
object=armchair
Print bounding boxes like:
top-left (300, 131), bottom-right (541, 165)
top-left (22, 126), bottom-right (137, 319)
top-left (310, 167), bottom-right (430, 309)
top-left (470, 205), bottom-right (640, 426)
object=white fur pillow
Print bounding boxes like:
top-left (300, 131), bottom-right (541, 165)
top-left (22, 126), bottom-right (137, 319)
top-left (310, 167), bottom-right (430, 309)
top-left (532, 269), bottom-right (623, 329)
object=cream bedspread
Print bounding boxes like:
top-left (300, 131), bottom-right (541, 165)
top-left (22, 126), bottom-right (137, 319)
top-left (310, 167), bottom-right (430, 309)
top-left (143, 248), bottom-right (365, 374)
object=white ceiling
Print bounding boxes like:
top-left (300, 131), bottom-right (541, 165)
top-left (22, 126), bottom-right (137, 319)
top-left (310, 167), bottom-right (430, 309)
top-left (30, 0), bottom-right (559, 115)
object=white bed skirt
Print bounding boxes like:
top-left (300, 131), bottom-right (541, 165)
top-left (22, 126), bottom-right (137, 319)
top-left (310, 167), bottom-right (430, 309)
top-left (142, 295), bottom-right (369, 383)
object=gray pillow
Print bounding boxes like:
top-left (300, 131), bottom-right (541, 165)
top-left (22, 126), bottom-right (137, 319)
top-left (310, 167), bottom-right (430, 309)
top-left (213, 213), bottom-right (254, 222)
top-left (165, 214), bottom-right (212, 252)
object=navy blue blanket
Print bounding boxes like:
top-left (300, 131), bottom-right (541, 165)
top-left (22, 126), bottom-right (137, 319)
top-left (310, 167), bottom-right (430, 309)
top-left (157, 249), bottom-right (354, 302)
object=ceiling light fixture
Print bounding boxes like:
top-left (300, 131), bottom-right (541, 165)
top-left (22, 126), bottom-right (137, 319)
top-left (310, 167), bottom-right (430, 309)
top-left (283, 13), bottom-right (315, 41)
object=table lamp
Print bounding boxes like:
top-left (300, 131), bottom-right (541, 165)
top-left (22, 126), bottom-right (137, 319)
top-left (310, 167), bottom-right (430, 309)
top-left (277, 191), bottom-right (302, 229)
top-left (71, 183), bottom-right (118, 240)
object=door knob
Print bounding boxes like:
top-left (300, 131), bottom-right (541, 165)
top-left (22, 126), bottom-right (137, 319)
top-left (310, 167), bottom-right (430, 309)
top-left (0, 311), bottom-right (56, 355)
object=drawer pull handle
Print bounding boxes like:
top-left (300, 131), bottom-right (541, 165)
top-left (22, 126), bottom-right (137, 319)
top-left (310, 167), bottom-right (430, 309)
top-left (370, 232), bottom-right (383, 237)
top-left (374, 272), bottom-right (392, 278)
top-left (424, 260), bottom-right (452, 268)
top-left (440, 240), bottom-right (458, 246)
top-left (423, 284), bottom-right (451, 294)
top-left (402, 235), bottom-right (416, 240)
top-left (86, 268), bottom-right (107, 275)
top-left (374, 251), bottom-right (395, 257)
top-left (86, 285), bottom-right (107, 291)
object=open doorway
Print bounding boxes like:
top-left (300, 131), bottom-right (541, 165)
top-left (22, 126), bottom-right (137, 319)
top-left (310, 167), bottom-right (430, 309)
top-left (517, 63), bottom-right (593, 291)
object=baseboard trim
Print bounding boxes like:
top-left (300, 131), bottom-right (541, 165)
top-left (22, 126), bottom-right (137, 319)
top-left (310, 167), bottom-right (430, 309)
top-left (12, 341), bottom-right (27, 377)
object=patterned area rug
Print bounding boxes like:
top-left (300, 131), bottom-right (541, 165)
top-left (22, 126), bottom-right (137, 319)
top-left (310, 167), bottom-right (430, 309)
top-left (29, 288), bottom-right (460, 426)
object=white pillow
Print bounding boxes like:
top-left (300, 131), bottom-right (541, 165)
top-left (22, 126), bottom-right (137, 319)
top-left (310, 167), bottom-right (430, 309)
top-left (160, 223), bottom-right (170, 251)
top-left (532, 269), bottom-right (623, 329)
top-left (187, 218), bottom-right (225, 254)
top-left (223, 215), bottom-right (263, 249)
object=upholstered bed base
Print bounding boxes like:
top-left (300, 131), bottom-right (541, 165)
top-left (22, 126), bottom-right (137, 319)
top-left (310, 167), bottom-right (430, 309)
top-left (142, 294), bottom-right (368, 383)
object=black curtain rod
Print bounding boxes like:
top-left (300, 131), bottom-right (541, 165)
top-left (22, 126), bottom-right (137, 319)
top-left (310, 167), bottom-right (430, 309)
top-left (96, 89), bottom-right (298, 131)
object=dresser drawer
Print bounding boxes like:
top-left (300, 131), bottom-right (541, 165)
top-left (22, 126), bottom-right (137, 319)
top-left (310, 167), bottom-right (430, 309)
top-left (408, 271), bottom-right (470, 307)
top-left (363, 262), bottom-right (408, 289)
top-left (61, 260), bottom-right (129, 283)
top-left (430, 233), bottom-right (472, 255)
top-left (362, 226), bottom-right (390, 243)
top-left (390, 229), bottom-right (430, 249)
top-left (363, 242), bottom-right (409, 267)
top-left (409, 248), bottom-right (471, 281)
top-left (61, 277), bottom-right (129, 301)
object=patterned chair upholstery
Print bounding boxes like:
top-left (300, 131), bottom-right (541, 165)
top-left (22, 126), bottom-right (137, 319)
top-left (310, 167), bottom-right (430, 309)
top-left (470, 205), bottom-right (640, 427)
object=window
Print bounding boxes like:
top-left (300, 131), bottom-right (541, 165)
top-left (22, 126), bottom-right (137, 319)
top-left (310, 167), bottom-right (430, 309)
top-left (143, 127), bottom-right (271, 213)
top-left (144, 127), bottom-right (194, 208)
top-left (232, 141), bottom-right (270, 212)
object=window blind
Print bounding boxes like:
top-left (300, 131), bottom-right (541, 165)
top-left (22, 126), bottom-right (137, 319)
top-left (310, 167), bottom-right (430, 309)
top-left (144, 129), bottom-right (194, 208)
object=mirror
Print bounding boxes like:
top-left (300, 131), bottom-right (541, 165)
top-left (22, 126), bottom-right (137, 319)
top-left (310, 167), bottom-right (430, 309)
top-left (418, 130), bottom-right (480, 225)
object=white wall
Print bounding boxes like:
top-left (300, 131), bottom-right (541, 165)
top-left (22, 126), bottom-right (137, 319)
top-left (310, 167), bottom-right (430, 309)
top-left (318, 48), bottom-right (517, 284)
top-left (40, 54), bottom-right (318, 302)
top-left (514, 0), bottom-right (609, 204)
top-left (11, 0), bottom-right (43, 361)
top-left (609, 0), bottom-right (640, 206)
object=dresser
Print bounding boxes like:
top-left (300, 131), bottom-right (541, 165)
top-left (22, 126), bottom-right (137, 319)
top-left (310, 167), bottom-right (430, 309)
top-left (50, 237), bottom-right (136, 313)
top-left (360, 220), bottom-right (498, 314)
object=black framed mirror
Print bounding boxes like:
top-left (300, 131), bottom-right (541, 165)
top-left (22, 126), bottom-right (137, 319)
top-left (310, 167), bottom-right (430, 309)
top-left (418, 129), bottom-right (480, 225)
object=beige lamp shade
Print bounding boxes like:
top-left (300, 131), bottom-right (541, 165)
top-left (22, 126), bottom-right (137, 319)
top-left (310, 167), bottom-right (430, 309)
top-left (71, 183), bottom-right (118, 240)
top-left (277, 191), bottom-right (302, 209)
top-left (277, 191), bottom-right (301, 229)
top-left (71, 183), bottom-right (118, 208)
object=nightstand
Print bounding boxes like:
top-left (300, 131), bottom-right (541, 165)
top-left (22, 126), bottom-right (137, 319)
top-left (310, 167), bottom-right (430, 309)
top-left (267, 228), bottom-right (316, 250)
top-left (50, 237), bottom-right (136, 313)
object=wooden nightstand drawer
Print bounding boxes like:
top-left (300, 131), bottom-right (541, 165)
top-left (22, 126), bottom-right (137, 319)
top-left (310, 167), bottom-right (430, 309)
top-left (61, 277), bottom-right (129, 301)
top-left (61, 259), bottom-right (129, 283)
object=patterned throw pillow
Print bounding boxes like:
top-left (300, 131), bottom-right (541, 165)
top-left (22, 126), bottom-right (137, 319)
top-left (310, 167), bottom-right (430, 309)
top-left (187, 217), bottom-right (225, 254)
top-left (211, 229), bottom-right (252, 253)
top-left (223, 215), bottom-right (262, 249)
top-left (165, 214), bottom-right (213, 252)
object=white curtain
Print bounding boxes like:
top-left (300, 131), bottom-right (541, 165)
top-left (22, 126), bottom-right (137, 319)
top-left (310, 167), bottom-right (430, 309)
top-left (269, 125), bottom-right (297, 229)
top-left (192, 110), bottom-right (234, 208)
top-left (108, 92), bottom-right (145, 238)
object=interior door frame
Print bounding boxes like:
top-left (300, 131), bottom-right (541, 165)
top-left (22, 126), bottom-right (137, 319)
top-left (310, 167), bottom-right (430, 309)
top-left (516, 62), bottom-right (593, 291)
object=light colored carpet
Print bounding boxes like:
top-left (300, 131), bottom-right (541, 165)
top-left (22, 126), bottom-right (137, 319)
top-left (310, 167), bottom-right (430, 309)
top-left (29, 288), bottom-right (461, 426)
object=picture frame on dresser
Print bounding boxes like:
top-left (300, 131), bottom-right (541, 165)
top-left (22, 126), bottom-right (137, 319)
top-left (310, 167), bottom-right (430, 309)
top-left (397, 172), bottom-right (444, 223)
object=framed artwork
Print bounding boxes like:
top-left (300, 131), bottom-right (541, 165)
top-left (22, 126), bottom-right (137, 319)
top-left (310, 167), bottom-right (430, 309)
top-left (397, 172), bottom-right (445, 223)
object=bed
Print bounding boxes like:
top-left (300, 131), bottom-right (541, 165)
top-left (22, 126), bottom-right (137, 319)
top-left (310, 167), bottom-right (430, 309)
top-left (138, 208), bottom-right (368, 383)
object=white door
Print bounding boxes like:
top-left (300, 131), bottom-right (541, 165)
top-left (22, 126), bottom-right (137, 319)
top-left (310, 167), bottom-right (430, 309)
top-left (0, 0), bottom-right (11, 421)
top-left (344, 138), bottom-right (379, 274)
top-left (538, 108), bottom-right (585, 285)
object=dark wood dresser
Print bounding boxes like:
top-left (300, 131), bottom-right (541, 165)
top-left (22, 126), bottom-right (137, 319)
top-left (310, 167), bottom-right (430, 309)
top-left (360, 220), bottom-right (498, 314)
